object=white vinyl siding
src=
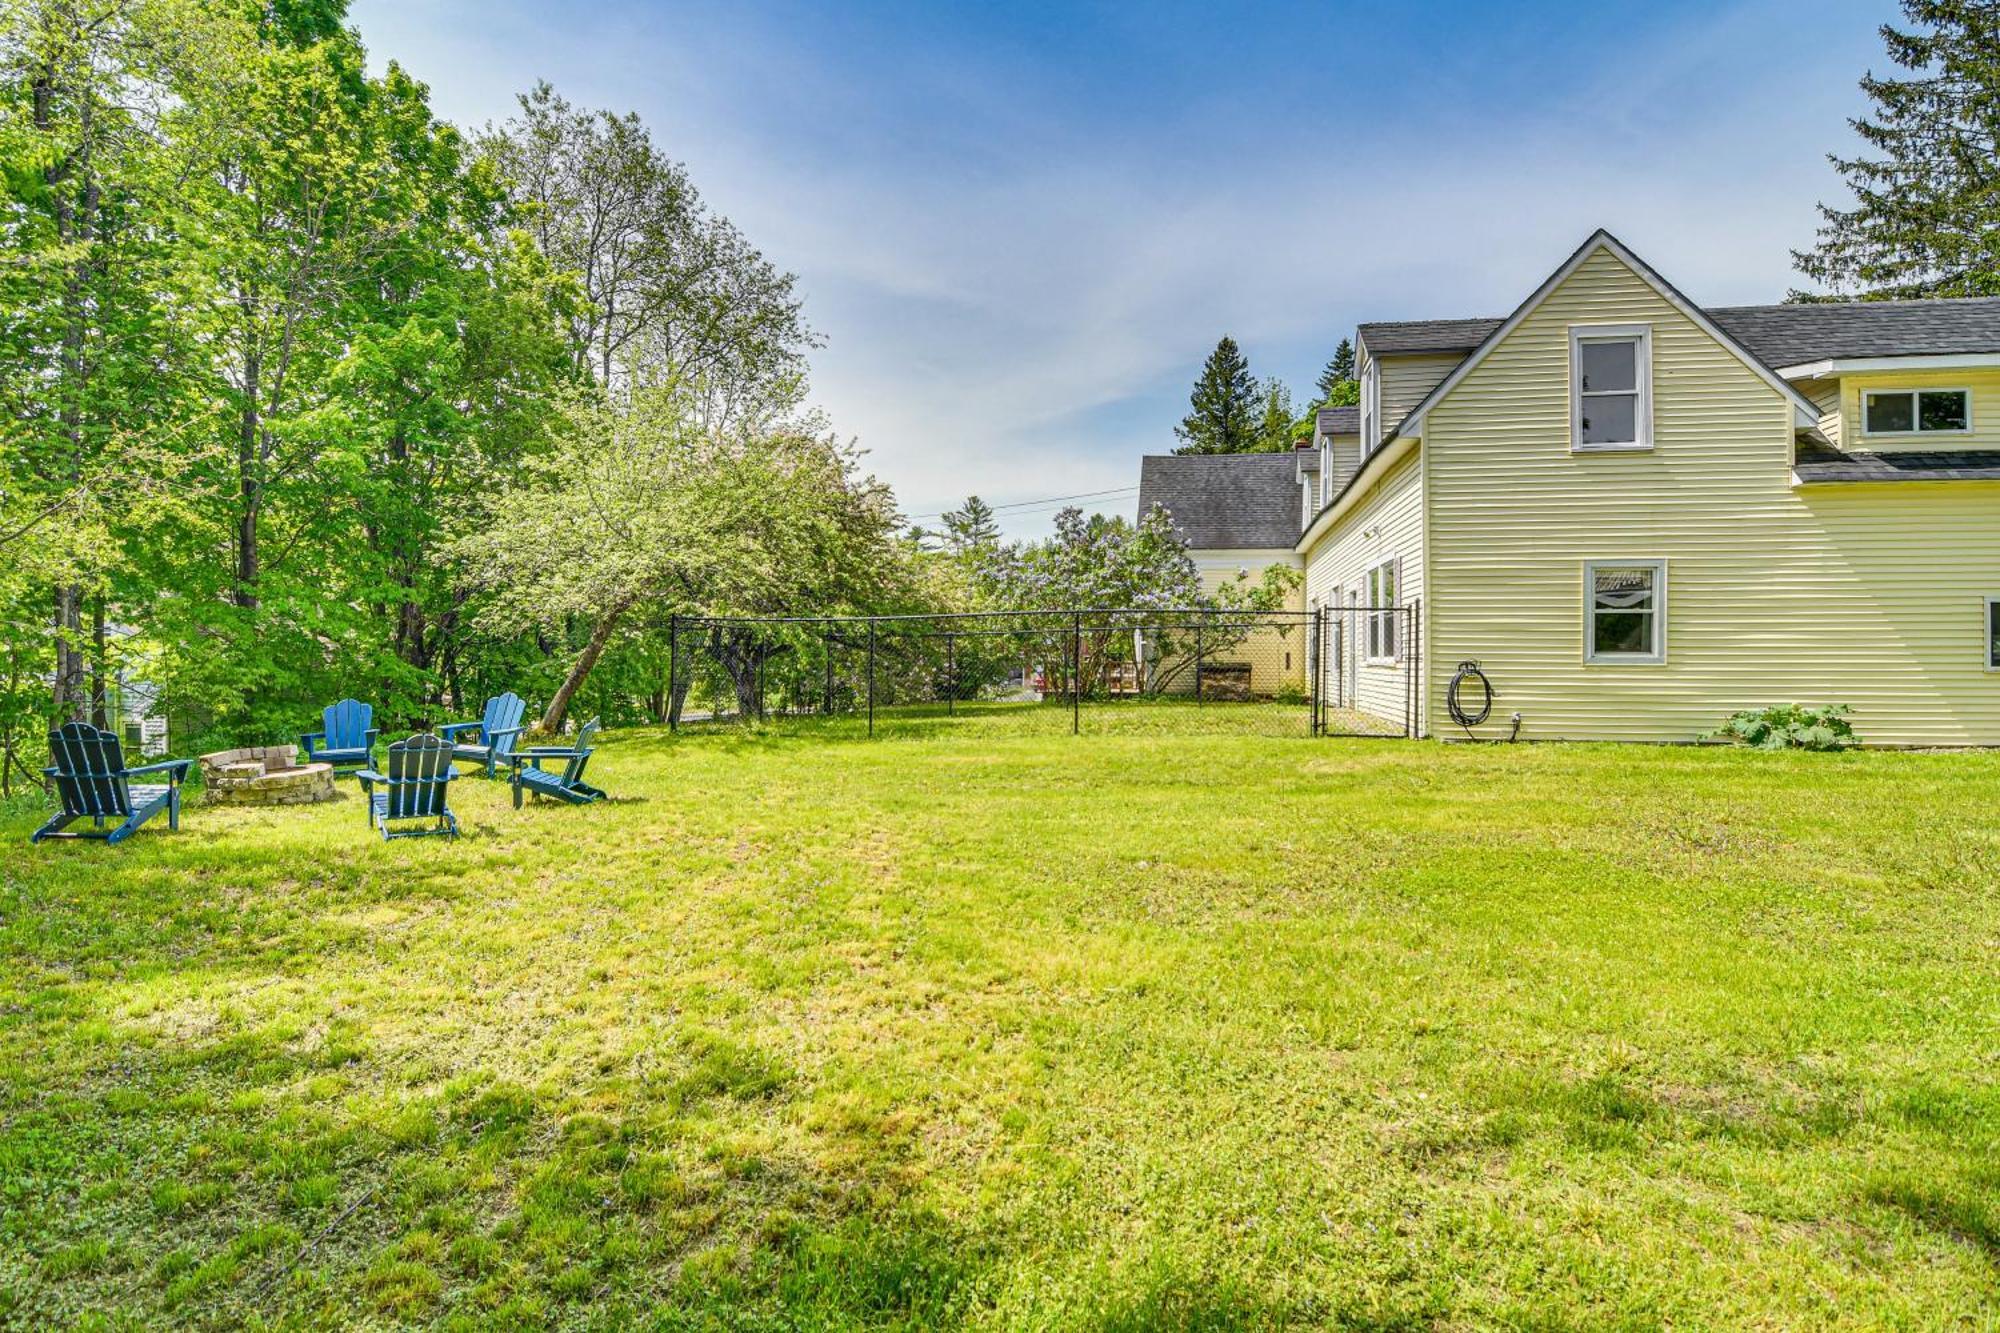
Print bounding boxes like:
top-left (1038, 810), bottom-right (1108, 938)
top-left (1303, 445), bottom-right (1423, 730)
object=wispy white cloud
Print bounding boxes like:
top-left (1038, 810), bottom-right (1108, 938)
top-left (351, 0), bottom-right (1883, 535)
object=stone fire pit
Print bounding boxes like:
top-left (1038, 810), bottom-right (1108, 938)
top-left (199, 744), bottom-right (337, 806)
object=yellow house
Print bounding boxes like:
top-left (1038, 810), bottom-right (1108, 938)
top-left (1136, 451), bottom-right (1309, 695)
top-left (1290, 230), bottom-right (2000, 745)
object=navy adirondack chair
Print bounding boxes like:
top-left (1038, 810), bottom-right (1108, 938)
top-left (508, 717), bottom-right (607, 809)
top-left (301, 698), bottom-right (377, 772)
top-left (438, 692), bottom-right (526, 778)
top-left (355, 734), bottom-right (458, 841)
top-left (32, 722), bottom-right (191, 846)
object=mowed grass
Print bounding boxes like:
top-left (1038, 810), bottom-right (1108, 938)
top-left (1, 729), bottom-right (1997, 1328)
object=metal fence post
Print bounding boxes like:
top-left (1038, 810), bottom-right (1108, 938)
top-left (823, 625), bottom-right (833, 717)
top-left (867, 620), bottom-right (876, 738)
top-left (1194, 619), bottom-right (1204, 704)
top-left (1411, 599), bottom-right (1423, 739)
top-left (1310, 608), bottom-right (1322, 736)
top-left (1071, 612), bottom-right (1081, 735)
top-left (667, 613), bottom-right (678, 733)
top-left (946, 632), bottom-right (955, 715)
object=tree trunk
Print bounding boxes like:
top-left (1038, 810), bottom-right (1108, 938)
top-left (234, 345), bottom-right (260, 610)
top-left (90, 593), bottom-right (109, 729)
top-left (542, 598), bottom-right (632, 733)
top-left (52, 586), bottom-right (86, 724)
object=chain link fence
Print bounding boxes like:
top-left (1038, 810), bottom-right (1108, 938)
top-left (666, 606), bottom-right (1421, 739)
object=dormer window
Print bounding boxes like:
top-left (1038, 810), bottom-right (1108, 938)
top-left (1570, 325), bottom-right (1653, 452)
top-left (1863, 388), bottom-right (1970, 437)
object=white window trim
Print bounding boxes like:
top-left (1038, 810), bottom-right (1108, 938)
top-left (1365, 557), bottom-right (1398, 664)
top-left (1570, 324), bottom-right (1654, 453)
top-left (1360, 360), bottom-right (1380, 456)
top-left (1860, 386), bottom-right (1974, 439)
top-left (1582, 558), bottom-right (1668, 665)
top-left (1986, 595), bottom-right (2000, 672)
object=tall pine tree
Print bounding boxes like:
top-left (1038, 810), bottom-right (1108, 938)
top-left (1797, 1), bottom-right (2000, 298)
top-left (1316, 339), bottom-right (1355, 398)
top-left (1173, 335), bottom-right (1260, 454)
top-left (1313, 337), bottom-right (1358, 408)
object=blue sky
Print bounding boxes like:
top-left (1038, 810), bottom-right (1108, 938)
top-left (349, 0), bottom-right (1892, 536)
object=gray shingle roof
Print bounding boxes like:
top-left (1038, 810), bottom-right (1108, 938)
top-left (1137, 453), bottom-right (1301, 549)
top-left (1358, 318), bottom-right (1503, 355)
top-left (1708, 297), bottom-right (2000, 367)
top-left (1316, 405), bottom-right (1360, 435)
top-left (1793, 440), bottom-right (2000, 483)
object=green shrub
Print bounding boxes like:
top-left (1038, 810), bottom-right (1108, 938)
top-left (1710, 703), bottom-right (1857, 751)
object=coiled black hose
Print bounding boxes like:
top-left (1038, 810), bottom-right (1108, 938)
top-left (1446, 660), bottom-right (1494, 733)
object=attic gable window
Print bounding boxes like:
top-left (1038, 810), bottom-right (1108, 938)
top-left (1570, 325), bottom-right (1653, 452)
top-left (1863, 388), bottom-right (1970, 436)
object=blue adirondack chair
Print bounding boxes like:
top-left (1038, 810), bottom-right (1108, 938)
top-left (32, 722), bottom-right (191, 846)
top-left (508, 717), bottom-right (607, 809)
top-left (438, 691), bottom-right (526, 778)
top-left (300, 698), bottom-right (377, 772)
top-left (355, 734), bottom-right (458, 841)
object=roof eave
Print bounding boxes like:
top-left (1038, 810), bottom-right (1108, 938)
top-left (1776, 352), bottom-right (2000, 379)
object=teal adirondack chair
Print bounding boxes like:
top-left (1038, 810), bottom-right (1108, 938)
top-left (508, 718), bottom-right (607, 809)
top-left (300, 698), bottom-right (377, 772)
top-left (355, 734), bottom-right (458, 841)
top-left (438, 692), bottom-right (526, 778)
top-left (32, 722), bottom-right (191, 846)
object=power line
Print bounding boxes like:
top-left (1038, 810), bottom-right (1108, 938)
top-left (907, 485), bottom-right (1139, 523)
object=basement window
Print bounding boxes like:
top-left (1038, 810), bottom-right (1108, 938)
top-left (1863, 388), bottom-right (1970, 436)
top-left (1988, 596), bottom-right (1999, 671)
top-left (1584, 560), bottom-right (1666, 664)
top-left (1571, 325), bottom-right (1653, 451)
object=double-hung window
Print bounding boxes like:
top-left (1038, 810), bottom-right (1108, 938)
top-left (1366, 558), bottom-right (1398, 660)
top-left (1571, 325), bottom-right (1653, 451)
top-left (1584, 560), bottom-right (1666, 664)
top-left (1987, 596), bottom-right (2000, 671)
top-left (1863, 388), bottom-right (1970, 437)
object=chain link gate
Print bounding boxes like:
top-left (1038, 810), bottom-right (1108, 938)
top-left (1309, 602), bottom-right (1422, 738)
top-left (664, 606), bottom-right (1421, 740)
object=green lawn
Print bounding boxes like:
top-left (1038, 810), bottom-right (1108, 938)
top-left (2, 732), bottom-right (1997, 1328)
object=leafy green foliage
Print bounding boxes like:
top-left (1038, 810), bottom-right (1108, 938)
top-left (1796, 1), bottom-right (2000, 297)
top-left (1711, 702), bottom-right (1860, 751)
top-left (0, 0), bottom-right (851, 785)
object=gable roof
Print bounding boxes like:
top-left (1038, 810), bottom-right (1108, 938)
top-left (1297, 230), bottom-right (1825, 555)
top-left (1138, 452), bottom-right (1301, 550)
top-left (1316, 405), bottom-right (1360, 435)
top-left (1357, 318), bottom-right (1503, 356)
top-left (1391, 230), bottom-right (1822, 444)
top-left (1708, 296), bottom-right (2000, 367)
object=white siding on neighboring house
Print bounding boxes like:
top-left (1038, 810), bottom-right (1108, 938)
top-left (1303, 446), bottom-right (1424, 730)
